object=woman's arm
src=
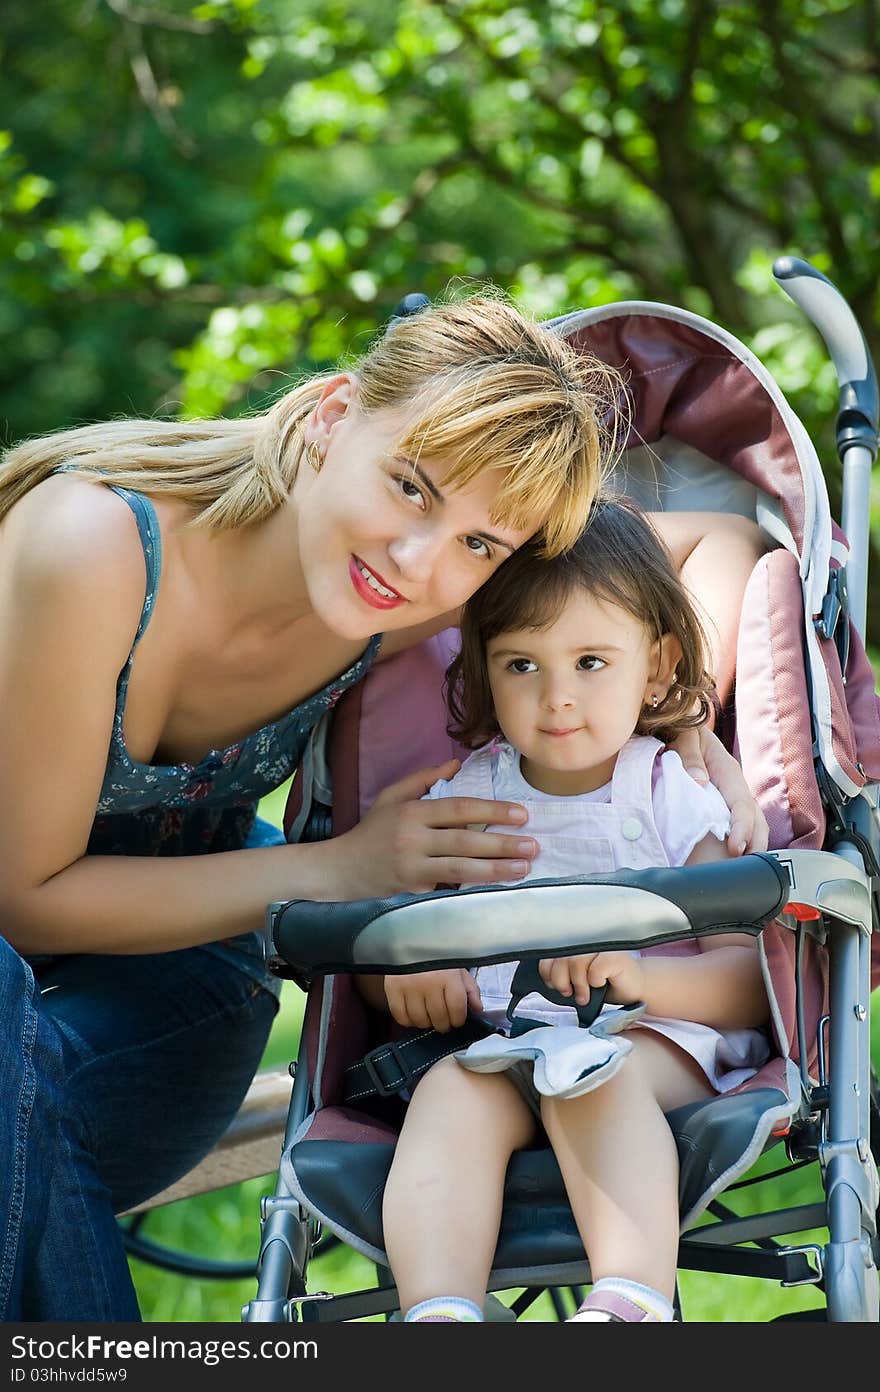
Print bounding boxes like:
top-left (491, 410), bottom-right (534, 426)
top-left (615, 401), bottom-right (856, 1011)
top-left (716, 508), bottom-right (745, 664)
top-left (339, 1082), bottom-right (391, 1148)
top-left (650, 511), bottom-right (766, 707)
top-left (0, 502), bottom-right (537, 954)
top-left (0, 495), bottom-right (345, 952)
top-left (651, 512), bottom-right (768, 852)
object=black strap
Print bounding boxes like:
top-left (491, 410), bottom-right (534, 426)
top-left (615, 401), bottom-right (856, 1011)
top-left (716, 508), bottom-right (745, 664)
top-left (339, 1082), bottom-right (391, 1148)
top-left (342, 1016), bottom-right (494, 1102)
top-left (342, 962), bottom-right (610, 1102)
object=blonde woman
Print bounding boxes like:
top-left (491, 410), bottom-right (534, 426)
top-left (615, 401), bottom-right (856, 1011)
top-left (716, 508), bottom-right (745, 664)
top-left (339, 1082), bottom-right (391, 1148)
top-left (0, 295), bottom-right (766, 1319)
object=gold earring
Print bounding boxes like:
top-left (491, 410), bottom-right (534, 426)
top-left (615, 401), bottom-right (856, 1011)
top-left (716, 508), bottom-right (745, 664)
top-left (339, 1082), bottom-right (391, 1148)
top-left (306, 442), bottom-right (323, 473)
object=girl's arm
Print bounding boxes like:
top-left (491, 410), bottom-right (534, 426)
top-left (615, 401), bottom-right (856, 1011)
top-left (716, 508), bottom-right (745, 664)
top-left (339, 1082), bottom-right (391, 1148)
top-left (612, 935), bottom-right (768, 1030)
top-left (540, 831), bottom-right (769, 1028)
top-left (542, 933), bottom-right (768, 1032)
top-left (630, 829), bottom-right (768, 1027)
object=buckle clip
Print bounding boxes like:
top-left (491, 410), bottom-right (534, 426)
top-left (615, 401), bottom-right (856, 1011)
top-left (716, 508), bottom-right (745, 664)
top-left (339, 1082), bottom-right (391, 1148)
top-left (814, 565), bottom-right (850, 679)
top-left (778, 1243), bottom-right (824, 1287)
top-left (362, 1040), bottom-right (416, 1097)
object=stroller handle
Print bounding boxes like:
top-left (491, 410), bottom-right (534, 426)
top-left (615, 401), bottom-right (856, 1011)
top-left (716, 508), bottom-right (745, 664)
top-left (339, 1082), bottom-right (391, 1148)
top-left (773, 256), bottom-right (879, 458)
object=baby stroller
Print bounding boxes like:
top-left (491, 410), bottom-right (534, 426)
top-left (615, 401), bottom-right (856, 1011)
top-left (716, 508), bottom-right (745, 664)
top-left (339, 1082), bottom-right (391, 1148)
top-left (244, 259), bottom-right (880, 1324)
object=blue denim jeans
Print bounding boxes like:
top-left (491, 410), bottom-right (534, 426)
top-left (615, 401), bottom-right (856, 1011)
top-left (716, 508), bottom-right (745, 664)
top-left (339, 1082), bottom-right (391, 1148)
top-left (0, 821), bottom-right (283, 1321)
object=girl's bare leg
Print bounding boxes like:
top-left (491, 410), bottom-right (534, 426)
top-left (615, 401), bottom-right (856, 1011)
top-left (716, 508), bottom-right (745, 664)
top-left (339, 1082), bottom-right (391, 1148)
top-left (540, 1030), bottom-right (714, 1301)
top-left (383, 1056), bottom-right (536, 1311)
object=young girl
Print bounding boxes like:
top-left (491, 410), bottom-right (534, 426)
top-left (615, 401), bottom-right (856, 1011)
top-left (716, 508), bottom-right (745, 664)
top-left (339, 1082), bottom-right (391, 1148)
top-left (373, 496), bottom-right (771, 1324)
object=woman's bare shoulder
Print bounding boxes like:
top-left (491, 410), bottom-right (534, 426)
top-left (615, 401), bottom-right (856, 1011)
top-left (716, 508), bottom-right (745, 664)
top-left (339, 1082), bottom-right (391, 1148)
top-left (3, 474), bottom-right (144, 582)
top-left (1, 475), bottom-right (146, 634)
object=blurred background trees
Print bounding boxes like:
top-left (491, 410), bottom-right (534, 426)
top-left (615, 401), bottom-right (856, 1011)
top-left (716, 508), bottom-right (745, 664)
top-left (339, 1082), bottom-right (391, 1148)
top-left (3, 0), bottom-right (879, 629)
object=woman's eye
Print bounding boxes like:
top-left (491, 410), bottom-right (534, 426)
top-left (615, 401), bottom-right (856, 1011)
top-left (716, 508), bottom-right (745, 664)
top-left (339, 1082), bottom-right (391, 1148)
top-left (397, 476), bottom-right (427, 508)
top-left (577, 655), bottom-right (606, 671)
top-left (463, 535), bottom-right (491, 559)
top-left (509, 658), bottom-right (537, 674)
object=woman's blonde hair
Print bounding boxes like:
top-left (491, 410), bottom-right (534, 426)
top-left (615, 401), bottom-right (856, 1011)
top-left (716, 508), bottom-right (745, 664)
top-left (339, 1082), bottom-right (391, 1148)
top-left (0, 293), bottom-right (623, 554)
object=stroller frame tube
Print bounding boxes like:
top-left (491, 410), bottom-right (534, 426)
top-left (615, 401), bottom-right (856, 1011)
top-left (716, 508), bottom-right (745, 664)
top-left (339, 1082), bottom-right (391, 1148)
top-left (243, 1052), bottom-right (313, 1323)
top-left (840, 442), bottom-right (874, 640)
top-left (821, 839), bottom-right (878, 1321)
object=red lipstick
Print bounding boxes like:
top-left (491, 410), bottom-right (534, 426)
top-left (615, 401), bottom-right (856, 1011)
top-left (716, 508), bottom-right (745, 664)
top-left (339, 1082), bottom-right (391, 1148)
top-left (349, 556), bottom-right (406, 611)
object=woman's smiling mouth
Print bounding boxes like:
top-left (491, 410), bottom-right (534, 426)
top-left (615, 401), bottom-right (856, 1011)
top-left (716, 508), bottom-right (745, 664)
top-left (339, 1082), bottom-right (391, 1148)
top-left (349, 555), bottom-right (407, 610)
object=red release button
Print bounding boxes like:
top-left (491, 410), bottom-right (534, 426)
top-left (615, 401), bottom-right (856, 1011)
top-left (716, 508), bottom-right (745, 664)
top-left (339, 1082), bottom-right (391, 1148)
top-left (783, 902), bottom-right (822, 922)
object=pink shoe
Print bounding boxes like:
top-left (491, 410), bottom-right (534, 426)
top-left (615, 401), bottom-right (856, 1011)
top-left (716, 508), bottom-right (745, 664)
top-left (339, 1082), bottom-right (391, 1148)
top-left (568, 1289), bottom-right (663, 1322)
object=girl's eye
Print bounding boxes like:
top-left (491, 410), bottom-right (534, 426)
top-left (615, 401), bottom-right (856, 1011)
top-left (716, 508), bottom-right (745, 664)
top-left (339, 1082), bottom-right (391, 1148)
top-left (577, 655), bottom-right (606, 671)
top-left (463, 535), bottom-right (491, 560)
top-left (508, 658), bottom-right (537, 674)
top-left (397, 476), bottom-right (427, 508)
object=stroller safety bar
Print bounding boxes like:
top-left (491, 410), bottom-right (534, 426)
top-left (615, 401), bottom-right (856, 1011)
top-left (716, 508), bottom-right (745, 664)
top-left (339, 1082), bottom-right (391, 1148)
top-left (265, 852), bottom-right (793, 982)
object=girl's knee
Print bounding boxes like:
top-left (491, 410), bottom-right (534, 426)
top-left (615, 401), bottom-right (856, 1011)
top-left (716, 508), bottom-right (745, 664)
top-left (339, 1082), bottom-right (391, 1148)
top-left (540, 1032), bottom-right (697, 1126)
top-left (409, 1057), bottom-right (535, 1148)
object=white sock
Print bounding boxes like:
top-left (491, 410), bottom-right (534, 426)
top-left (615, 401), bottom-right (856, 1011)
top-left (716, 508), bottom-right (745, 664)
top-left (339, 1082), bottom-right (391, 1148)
top-left (569, 1276), bottom-right (675, 1323)
top-left (404, 1296), bottom-right (484, 1322)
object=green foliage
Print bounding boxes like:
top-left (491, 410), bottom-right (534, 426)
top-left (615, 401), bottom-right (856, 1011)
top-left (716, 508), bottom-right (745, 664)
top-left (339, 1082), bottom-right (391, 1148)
top-left (6, 0), bottom-right (875, 644)
top-left (4, 2), bottom-right (878, 447)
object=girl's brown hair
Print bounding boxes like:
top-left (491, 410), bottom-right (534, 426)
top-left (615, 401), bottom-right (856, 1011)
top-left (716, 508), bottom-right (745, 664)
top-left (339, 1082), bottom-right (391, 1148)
top-left (447, 495), bottom-right (717, 748)
top-left (0, 292), bottom-right (624, 556)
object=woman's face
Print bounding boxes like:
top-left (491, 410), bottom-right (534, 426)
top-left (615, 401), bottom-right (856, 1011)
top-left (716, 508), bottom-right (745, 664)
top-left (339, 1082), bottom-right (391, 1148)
top-left (295, 377), bottom-right (537, 640)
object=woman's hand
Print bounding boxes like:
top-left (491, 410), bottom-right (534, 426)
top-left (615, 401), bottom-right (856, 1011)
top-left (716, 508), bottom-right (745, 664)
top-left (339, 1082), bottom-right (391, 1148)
top-left (384, 968), bottom-right (483, 1033)
top-left (538, 951), bottom-right (645, 1006)
top-left (667, 727), bottom-right (768, 854)
top-left (323, 759), bottom-right (538, 899)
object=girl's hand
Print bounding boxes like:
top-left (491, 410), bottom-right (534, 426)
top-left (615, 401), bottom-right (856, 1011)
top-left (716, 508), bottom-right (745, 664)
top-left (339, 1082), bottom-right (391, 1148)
top-left (326, 760), bottom-right (538, 898)
top-left (538, 951), bottom-right (645, 1006)
top-left (384, 968), bottom-right (483, 1033)
top-left (666, 727), bottom-right (769, 855)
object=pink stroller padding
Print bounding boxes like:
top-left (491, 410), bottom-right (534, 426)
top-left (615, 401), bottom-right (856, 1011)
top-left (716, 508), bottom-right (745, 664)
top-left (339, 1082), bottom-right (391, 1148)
top-left (736, 548), bottom-right (824, 851)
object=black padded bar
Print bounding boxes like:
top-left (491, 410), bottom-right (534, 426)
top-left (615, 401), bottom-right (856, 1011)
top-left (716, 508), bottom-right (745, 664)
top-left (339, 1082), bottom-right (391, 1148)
top-left (267, 853), bottom-right (789, 983)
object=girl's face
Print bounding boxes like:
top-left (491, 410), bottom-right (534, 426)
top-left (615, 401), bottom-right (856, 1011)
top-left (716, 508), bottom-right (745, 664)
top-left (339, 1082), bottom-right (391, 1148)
top-left (295, 377), bottom-right (535, 640)
top-left (486, 588), bottom-right (680, 795)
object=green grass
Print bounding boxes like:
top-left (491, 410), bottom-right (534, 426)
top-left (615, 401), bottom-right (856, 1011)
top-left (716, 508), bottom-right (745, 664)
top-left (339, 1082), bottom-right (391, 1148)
top-left (129, 784), bottom-right (879, 1324)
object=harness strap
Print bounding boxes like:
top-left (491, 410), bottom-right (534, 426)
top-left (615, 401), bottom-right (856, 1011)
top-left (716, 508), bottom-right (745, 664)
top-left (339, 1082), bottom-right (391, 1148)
top-left (342, 965), bottom-right (609, 1102)
top-left (342, 1016), bottom-right (493, 1102)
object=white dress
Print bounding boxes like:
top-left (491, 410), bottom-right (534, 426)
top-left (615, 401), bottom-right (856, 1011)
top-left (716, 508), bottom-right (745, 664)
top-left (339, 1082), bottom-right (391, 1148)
top-left (423, 736), bottom-right (770, 1097)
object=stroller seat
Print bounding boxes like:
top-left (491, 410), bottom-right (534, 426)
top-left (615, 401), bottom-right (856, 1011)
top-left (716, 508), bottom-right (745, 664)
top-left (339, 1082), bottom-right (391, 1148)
top-left (287, 1084), bottom-right (799, 1278)
top-left (249, 279), bottom-right (880, 1324)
